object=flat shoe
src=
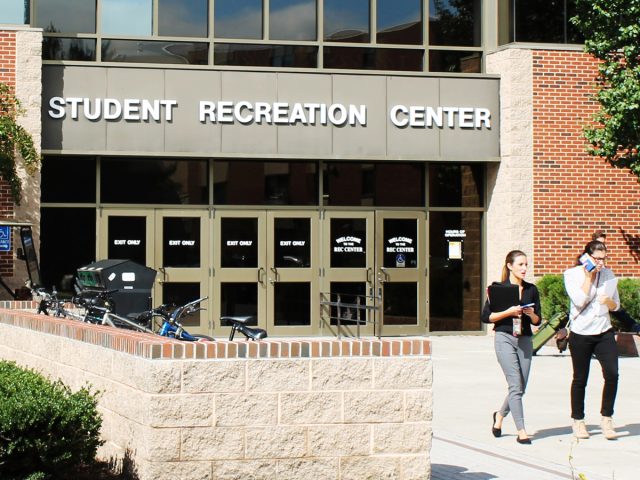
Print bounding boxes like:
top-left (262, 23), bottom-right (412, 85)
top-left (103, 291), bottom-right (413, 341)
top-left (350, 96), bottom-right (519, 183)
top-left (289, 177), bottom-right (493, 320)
top-left (492, 412), bottom-right (502, 438)
top-left (517, 436), bottom-right (532, 445)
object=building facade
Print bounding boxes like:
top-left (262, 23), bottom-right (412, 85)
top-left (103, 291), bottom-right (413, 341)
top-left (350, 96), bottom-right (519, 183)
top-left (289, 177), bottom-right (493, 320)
top-left (2, 1), bottom-right (640, 337)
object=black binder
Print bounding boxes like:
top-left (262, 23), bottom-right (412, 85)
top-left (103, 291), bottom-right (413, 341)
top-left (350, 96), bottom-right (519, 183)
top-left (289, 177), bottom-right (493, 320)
top-left (487, 283), bottom-right (519, 312)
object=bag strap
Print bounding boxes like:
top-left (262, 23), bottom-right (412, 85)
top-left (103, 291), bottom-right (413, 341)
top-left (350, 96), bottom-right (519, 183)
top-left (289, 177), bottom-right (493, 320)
top-left (566, 272), bottom-right (600, 332)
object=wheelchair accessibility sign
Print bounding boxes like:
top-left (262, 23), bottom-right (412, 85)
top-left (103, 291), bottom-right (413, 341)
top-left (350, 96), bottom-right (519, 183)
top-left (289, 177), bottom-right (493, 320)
top-left (0, 226), bottom-right (11, 252)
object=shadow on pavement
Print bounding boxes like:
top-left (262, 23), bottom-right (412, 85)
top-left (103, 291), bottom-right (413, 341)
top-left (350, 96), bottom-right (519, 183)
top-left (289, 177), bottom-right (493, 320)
top-left (533, 422), bottom-right (640, 440)
top-left (431, 464), bottom-right (498, 479)
top-left (531, 425), bottom-right (573, 439)
top-left (616, 423), bottom-right (640, 438)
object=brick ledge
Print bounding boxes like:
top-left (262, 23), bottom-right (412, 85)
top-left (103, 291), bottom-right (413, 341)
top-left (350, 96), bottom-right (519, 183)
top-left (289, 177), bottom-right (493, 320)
top-left (0, 307), bottom-right (430, 360)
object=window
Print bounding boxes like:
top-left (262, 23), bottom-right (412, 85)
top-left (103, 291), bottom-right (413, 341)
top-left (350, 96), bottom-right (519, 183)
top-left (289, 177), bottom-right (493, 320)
top-left (429, 0), bottom-right (481, 47)
top-left (43, 38), bottom-right (96, 61)
top-left (270, 0), bottom-right (316, 41)
top-left (158, 0), bottom-right (208, 37)
top-left (429, 50), bottom-right (481, 73)
top-left (214, 0), bottom-right (263, 39)
top-left (324, 47), bottom-right (422, 71)
top-left (377, 0), bottom-right (422, 45)
top-left (429, 163), bottom-right (484, 207)
top-left (1, 0), bottom-right (28, 24)
top-left (214, 160), bottom-right (318, 205)
top-left (101, 0), bottom-right (152, 36)
top-left (41, 156), bottom-right (96, 203)
top-left (215, 44), bottom-right (317, 68)
top-left (35, 0), bottom-right (96, 33)
top-left (34, 0), bottom-right (485, 72)
top-left (323, 162), bottom-right (424, 207)
top-left (429, 211), bottom-right (482, 331)
top-left (505, 0), bottom-right (584, 44)
top-left (40, 208), bottom-right (96, 292)
top-left (102, 40), bottom-right (207, 64)
top-left (101, 158), bottom-right (208, 204)
top-left (324, 0), bottom-right (369, 42)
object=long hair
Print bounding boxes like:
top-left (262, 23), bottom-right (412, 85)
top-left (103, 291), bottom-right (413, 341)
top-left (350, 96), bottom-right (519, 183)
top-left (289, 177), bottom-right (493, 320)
top-left (501, 250), bottom-right (527, 282)
top-left (575, 240), bottom-right (607, 265)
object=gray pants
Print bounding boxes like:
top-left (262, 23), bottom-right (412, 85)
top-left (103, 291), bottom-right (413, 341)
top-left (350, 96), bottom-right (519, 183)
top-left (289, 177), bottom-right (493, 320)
top-left (495, 331), bottom-right (533, 431)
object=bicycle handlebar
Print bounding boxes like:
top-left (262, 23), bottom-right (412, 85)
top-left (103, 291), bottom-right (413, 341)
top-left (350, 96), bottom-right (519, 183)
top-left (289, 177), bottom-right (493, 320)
top-left (170, 297), bottom-right (208, 323)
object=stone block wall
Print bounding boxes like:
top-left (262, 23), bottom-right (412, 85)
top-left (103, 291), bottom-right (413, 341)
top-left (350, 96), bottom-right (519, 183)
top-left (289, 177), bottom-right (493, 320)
top-left (0, 308), bottom-right (432, 480)
top-left (485, 48), bottom-right (535, 281)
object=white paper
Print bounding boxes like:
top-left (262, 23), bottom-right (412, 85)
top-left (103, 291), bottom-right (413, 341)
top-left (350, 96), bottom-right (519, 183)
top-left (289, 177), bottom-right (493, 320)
top-left (603, 277), bottom-right (618, 299)
top-left (448, 241), bottom-right (462, 260)
top-left (597, 278), bottom-right (618, 315)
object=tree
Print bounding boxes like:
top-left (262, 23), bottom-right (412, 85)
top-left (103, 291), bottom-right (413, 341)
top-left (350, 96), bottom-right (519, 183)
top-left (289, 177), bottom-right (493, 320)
top-left (0, 82), bottom-right (40, 205)
top-left (571, 1), bottom-right (640, 176)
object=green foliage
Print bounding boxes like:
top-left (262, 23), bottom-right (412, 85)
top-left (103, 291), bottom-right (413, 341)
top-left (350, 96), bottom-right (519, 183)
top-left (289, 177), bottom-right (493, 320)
top-left (536, 274), bottom-right (569, 320)
top-left (0, 361), bottom-right (103, 480)
top-left (571, 1), bottom-right (640, 176)
top-left (0, 82), bottom-right (40, 205)
top-left (616, 277), bottom-right (640, 326)
top-left (537, 274), bottom-right (640, 331)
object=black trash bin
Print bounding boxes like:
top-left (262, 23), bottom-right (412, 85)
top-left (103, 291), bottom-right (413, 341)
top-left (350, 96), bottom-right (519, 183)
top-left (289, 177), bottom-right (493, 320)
top-left (76, 259), bottom-right (157, 316)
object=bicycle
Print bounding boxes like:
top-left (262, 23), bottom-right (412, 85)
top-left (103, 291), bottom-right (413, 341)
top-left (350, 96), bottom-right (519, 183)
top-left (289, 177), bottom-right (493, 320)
top-left (72, 288), bottom-right (120, 325)
top-left (101, 296), bottom-right (214, 342)
top-left (221, 315), bottom-right (267, 341)
top-left (31, 286), bottom-right (66, 317)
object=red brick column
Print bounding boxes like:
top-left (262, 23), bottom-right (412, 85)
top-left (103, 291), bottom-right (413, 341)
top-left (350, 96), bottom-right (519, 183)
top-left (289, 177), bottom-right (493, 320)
top-left (532, 50), bottom-right (640, 276)
top-left (0, 30), bottom-right (17, 278)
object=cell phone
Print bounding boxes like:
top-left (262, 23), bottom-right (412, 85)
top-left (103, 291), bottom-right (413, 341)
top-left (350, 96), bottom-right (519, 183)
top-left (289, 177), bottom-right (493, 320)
top-left (579, 253), bottom-right (597, 272)
top-left (521, 302), bottom-right (535, 308)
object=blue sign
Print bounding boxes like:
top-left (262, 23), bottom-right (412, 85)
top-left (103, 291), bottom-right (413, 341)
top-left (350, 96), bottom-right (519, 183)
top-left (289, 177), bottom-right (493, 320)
top-left (0, 226), bottom-right (10, 252)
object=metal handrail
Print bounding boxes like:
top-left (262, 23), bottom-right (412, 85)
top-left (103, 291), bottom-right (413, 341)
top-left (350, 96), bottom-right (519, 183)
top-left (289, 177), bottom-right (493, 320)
top-left (320, 291), bottom-right (381, 339)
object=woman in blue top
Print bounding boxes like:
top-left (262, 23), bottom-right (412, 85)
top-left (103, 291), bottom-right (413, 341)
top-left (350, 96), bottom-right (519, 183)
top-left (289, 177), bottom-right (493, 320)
top-left (482, 250), bottom-right (541, 444)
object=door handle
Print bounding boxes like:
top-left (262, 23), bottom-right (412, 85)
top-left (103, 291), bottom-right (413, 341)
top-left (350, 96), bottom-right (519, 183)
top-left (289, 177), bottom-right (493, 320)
top-left (258, 267), bottom-right (266, 286)
top-left (366, 267), bottom-right (373, 285)
top-left (378, 267), bottom-right (389, 283)
top-left (158, 266), bottom-right (167, 284)
top-left (269, 266), bottom-right (279, 284)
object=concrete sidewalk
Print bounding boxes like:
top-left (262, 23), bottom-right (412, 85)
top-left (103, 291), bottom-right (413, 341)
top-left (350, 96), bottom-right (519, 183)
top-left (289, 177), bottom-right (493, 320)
top-left (429, 335), bottom-right (640, 480)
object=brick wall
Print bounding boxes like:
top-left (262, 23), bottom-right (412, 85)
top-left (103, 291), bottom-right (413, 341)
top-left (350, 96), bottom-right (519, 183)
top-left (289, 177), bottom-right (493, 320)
top-left (0, 26), bottom-right (42, 294)
top-left (0, 307), bottom-right (432, 480)
top-left (0, 31), bottom-right (17, 276)
top-left (0, 31), bottom-right (16, 86)
top-left (532, 50), bottom-right (640, 276)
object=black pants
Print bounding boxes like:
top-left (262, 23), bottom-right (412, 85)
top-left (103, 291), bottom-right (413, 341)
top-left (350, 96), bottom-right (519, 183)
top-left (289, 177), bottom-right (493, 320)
top-left (569, 329), bottom-right (619, 419)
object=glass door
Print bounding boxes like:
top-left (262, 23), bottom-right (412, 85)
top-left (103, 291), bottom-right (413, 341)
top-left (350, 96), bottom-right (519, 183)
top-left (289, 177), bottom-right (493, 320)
top-left (267, 211), bottom-right (319, 336)
top-left (154, 211), bottom-right (210, 335)
top-left (100, 209), bottom-right (153, 267)
top-left (213, 211), bottom-right (267, 336)
top-left (99, 209), bottom-right (210, 334)
top-left (375, 211), bottom-right (427, 336)
top-left (213, 210), bottom-right (319, 337)
top-left (321, 211), bottom-right (376, 336)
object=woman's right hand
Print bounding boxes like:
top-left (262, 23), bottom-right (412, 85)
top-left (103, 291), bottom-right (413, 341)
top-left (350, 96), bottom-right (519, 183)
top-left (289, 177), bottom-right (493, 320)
top-left (507, 305), bottom-right (523, 317)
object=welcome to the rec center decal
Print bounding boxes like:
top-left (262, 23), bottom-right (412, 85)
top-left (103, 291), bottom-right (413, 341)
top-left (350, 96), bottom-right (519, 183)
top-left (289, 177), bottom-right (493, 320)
top-left (47, 97), bottom-right (492, 129)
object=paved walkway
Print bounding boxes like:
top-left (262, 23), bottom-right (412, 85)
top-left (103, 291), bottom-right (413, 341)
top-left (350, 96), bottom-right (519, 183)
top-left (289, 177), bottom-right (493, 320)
top-left (429, 335), bottom-right (640, 480)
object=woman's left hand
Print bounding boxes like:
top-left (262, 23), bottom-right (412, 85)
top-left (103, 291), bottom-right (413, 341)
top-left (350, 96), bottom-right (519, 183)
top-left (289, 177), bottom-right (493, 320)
top-left (522, 306), bottom-right (540, 325)
top-left (522, 307), bottom-right (534, 316)
top-left (598, 295), bottom-right (616, 311)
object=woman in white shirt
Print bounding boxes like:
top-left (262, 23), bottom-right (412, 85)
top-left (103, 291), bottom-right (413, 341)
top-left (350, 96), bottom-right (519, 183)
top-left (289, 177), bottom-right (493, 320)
top-left (563, 240), bottom-right (620, 440)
